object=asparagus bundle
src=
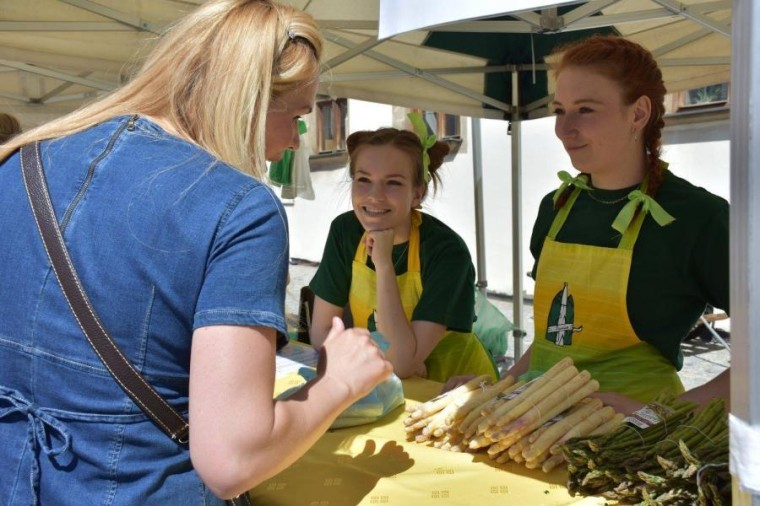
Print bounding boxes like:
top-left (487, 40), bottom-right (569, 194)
top-left (403, 358), bottom-right (623, 472)
top-left (561, 395), bottom-right (730, 505)
top-left (403, 374), bottom-right (509, 447)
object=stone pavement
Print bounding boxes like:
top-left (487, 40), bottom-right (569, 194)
top-left (286, 259), bottom-right (730, 391)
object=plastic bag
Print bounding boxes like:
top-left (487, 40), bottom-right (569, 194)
top-left (274, 119), bottom-right (315, 200)
top-left (284, 129), bottom-right (315, 200)
top-left (277, 332), bottom-right (404, 429)
top-left (472, 289), bottom-right (512, 359)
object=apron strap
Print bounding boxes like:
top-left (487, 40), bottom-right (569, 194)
top-left (407, 211), bottom-right (421, 273)
top-left (547, 172), bottom-right (664, 250)
top-left (617, 211), bottom-right (646, 250)
top-left (353, 211), bottom-right (422, 273)
top-left (547, 186), bottom-right (582, 240)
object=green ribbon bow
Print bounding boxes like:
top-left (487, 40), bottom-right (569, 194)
top-left (611, 189), bottom-right (676, 234)
top-left (552, 170), bottom-right (592, 204)
top-left (407, 112), bottom-right (437, 183)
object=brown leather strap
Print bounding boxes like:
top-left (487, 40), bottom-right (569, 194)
top-left (228, 493), bottom-right (254, 506)
top-left (20, 141), bottom-right (189, 444)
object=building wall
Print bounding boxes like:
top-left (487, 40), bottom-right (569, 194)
top-left (283, 99), bottom-right (730, 297)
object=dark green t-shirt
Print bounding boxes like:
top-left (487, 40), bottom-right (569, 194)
top-left (310, 211), bottom-right (476, 333)
top-left (530, 169), bottom-right (729, 370)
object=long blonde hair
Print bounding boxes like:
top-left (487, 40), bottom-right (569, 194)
top-left (0, 0), bottom-right (322, 179)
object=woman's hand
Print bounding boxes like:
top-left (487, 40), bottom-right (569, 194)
top-left (364, 229), bottom-right (395, 269)
top-left (590, 391), bottom-right (643, 416)
top-left (318, 317), bottom-right (393, 400)
top-left (440, 374), bottom-right (477, 393)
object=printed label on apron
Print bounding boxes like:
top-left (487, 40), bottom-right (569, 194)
top-left (545, 282), bottom-right (583, 346)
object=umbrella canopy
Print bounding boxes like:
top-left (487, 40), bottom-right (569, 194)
top-left (0, 0), bottom-right (195, 125)
top-left (297, 0), bottom-right (732, 119)
top-left (0, 0), bottom-right (731, 126)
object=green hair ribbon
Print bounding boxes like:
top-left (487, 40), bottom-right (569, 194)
top-left (407, 112), bottom-right (437, 183)
top-left (552, 170), bottom-right (592, 204)
top-left (611, 189), bottom-right (676, 233)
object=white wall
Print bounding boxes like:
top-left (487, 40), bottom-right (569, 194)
top-left (284, 100), bottom-right (731, 298)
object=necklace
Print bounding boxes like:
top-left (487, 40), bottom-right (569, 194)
top-left (393, 243), bottom-right (409, 271)
top-left (586, 190), bottom-right (630, 205)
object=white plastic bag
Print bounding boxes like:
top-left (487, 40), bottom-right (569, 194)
top-left (280, 120), bottom-right (314, 200)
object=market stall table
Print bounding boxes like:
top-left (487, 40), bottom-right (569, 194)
top-left (251, 343), bottom-right (607, 505)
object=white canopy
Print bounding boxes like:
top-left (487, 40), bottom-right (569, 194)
top-left (0, 0), bottom-right (731, 125)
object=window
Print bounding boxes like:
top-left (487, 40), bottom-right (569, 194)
top-left (315, 98), bottom-right (347, 153)
top-left (415, 110), bottom-right (461, 139)
top-left (666, 83), bottom-right (729, 114)
top-left (406, 109), bottom-right (464, 160)
top-left (683, 83), bottom-right (729, 108)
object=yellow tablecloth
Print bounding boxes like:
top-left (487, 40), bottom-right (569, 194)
top-left (251, 369), bottom-right (607, 506)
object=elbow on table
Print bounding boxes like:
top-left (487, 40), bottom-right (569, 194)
top-left (191, 444), bottom-right (270, 500)
top-left (393, 360), bottom-right (426, 380)
top-left (194, 464), bottom-right (249, 500)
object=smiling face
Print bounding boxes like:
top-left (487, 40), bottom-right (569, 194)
top-left (553, 66), bottom-right (649, 188)
top-left (264, 80), bottom-right (318, 162)
top-left (351, 144), bottom-right (425, 243)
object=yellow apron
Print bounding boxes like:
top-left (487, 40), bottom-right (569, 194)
top-left (349, 211), bottom-right (498, 383)
top-left (529, 185), bottom-right (684, 402)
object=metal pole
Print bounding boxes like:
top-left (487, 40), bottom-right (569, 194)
top-left (730, 0), bottom-right (760, 503)
top-left (471, 117), bottom-right (488, 296)
top-left (511, 69), bottom-right (525, 359)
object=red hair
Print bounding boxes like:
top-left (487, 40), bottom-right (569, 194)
top-left (552, 35), bottom-right (666, 207)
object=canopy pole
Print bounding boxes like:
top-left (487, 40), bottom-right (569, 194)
top-left (471, 117), bottom-right (488, 296)
top-left (730, 0), bottom-right (760, 503)
top-left (510, 69), bottom-right (526, 360)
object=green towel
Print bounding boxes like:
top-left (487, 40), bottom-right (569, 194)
top-left (269, 150), bottom-right (294, 186)
top-left (268, 120), bottom-right (308, 186)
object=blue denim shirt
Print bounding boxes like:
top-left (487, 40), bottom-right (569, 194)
top-left (0, 116), bottom-right (289, 505)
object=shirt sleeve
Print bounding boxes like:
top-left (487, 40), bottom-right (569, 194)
top-left (412, 223), bottom-right (476, 332)
top-left (309, 215), bottom-right (354, 307)
top-left (193, 184), bottom-right (289, 334)
top-left (691, 201), bottom-right (730, 314)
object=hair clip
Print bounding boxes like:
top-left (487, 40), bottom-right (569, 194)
top-left (287, 29), bottom-right (296, 41)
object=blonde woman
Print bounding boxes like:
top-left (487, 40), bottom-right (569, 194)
top-left (0, 1), bottom-right (391, 504)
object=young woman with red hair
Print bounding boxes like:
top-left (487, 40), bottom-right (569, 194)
top-left (508, 35), bottom-right (730, 414)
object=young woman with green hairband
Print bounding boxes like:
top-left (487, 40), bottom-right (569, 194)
top-left (309, 116), bottom-right (499, 383)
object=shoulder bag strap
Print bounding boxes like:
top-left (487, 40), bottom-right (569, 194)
top-left (20, 141), bottom-right (189, 443)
